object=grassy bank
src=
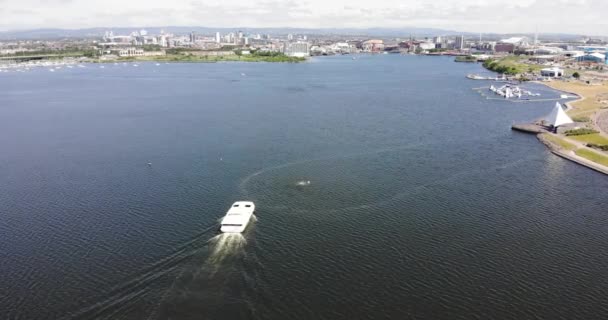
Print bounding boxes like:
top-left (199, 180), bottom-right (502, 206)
top-left (575, 148), bottom-right (608, 166)
top-left (542, 81), bottom-right (608, 118)
top-left (101, 52), bottom-right (305, 63)
top-left (482, 56), bottom-right (544, 75)
top-left (540, 133), bottom-right (577, 150)
top-left (568, 133), bottom-right (608, 145)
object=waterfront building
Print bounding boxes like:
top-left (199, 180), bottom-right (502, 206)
top-left (499, 37), bottom-right (530, 47)
top-left (158, 35), bottom-right (168, 47)
top-left (362, 39), bottom-right (384, 53)
top-left (215, 32), bottom-right (221, 43)
top-left (578, 52), bottom-right (606, 63)
top-left (531, 46), bottom-right (564, 55)
top-left (494, 43), bottom-right (516, 53)
top-left (540, 67), bottom-right (564, 78)
top-left (117, 47), bottom-right (144, 57)
top-left (419, 42), bottom-right (436, 51)
top-left (284, 42), bottom-right (310, 57)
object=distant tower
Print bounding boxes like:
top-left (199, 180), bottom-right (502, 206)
top-left (190, 31), bottom-right (196, 43)
top-left (215, 32), bottom-right (221, 43)
top-left (455, 35), bottom-right (465, 50)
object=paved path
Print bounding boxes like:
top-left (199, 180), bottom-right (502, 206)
top-left (594, 109), bottom-right (608, 137)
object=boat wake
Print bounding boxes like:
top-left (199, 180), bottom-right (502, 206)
top-left (201, 222), bottom-right (254, 276)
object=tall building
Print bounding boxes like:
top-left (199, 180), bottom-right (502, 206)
top-left (190, 31), bottom-right (196, 43)
top-left (158, 35), bottom-right (168, 47)
top-left (455, 35), bottom-right (465, 50)
top-left (433, 36), bottom-right (442, 44)
top-left (287, 33), bottom-right (294, 41)
top-left (215, 32), bottom-right (221, 43)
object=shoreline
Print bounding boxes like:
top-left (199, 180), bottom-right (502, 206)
top-left (537, 133), bottom-right (608, 175)
top-left (515, 79), bottom-right (608, 175)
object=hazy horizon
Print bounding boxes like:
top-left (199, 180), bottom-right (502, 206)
top-left (0, 0), bottom-right (607, 36)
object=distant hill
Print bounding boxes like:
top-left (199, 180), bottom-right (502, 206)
top-left (0, 26), bottom-right (473, 40)
top-left (0, 26), bottom-right (587, 41)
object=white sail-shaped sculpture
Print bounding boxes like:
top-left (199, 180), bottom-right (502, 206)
top-left (544, 102), bottom-right (574, 127)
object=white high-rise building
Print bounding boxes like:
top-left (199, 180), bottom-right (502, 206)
top-left (216, 32), bottom-right (221, 43)
top-left (158, 35), bottom-right (168, 47)
top-left (455, 35), bottom-right (465, 49)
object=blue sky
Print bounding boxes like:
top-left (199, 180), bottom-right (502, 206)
top-left (0, 0), bottom-right (606, 35)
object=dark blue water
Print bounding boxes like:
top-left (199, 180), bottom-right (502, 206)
top-left (1, 56), bottom-right (607, 320)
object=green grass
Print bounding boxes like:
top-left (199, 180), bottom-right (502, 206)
top-left (541, 133), bottom-right (577, 150)
top-left (454, 56), bottom-right (477, 62)
top-left (482, 56), bottom-right (544, 75)
top-left (106, 53), bottom-right (305, 63)
top-left (565, 128), bottom-right (599, 136)
top-left (575, 148), bottom-right (608, 166)
top-left (568, 133), bottom-right (608, 145)
top-left (571, 116), bottom-right (591, 123)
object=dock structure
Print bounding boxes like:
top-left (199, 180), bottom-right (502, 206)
top-left (511, 123), bottom-right (549, 134)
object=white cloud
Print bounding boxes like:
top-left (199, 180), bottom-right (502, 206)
top-left (0, 0), bottom-right (606, 34)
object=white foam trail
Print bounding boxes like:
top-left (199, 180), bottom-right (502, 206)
top-left (203, 233), bottom-right (247, 276)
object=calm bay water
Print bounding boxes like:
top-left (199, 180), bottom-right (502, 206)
top-left (1, 56), bottom-right (607, 320)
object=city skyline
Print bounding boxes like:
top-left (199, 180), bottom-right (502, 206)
top-left (0, 0), bottom-right (607, 36)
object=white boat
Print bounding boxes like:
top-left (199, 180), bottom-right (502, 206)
top-left (220, 201), bottom-right (255, 233)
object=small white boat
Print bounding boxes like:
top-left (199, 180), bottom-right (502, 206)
top-left (220, 201), bottom-right (255, 233)
top-left (155, 63), bottom-right (161, 66)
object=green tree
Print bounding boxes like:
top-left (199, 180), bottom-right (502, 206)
top-left (572, 72), bottom-right (580, 79)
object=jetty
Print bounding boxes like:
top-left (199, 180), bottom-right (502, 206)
top-left (512, 102), bottom-right (608, 176)
top-left (511, 123), bottom-right (548, 134)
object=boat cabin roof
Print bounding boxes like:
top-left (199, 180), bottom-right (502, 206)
top-left (226, 201), bottom-right (255, 216)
